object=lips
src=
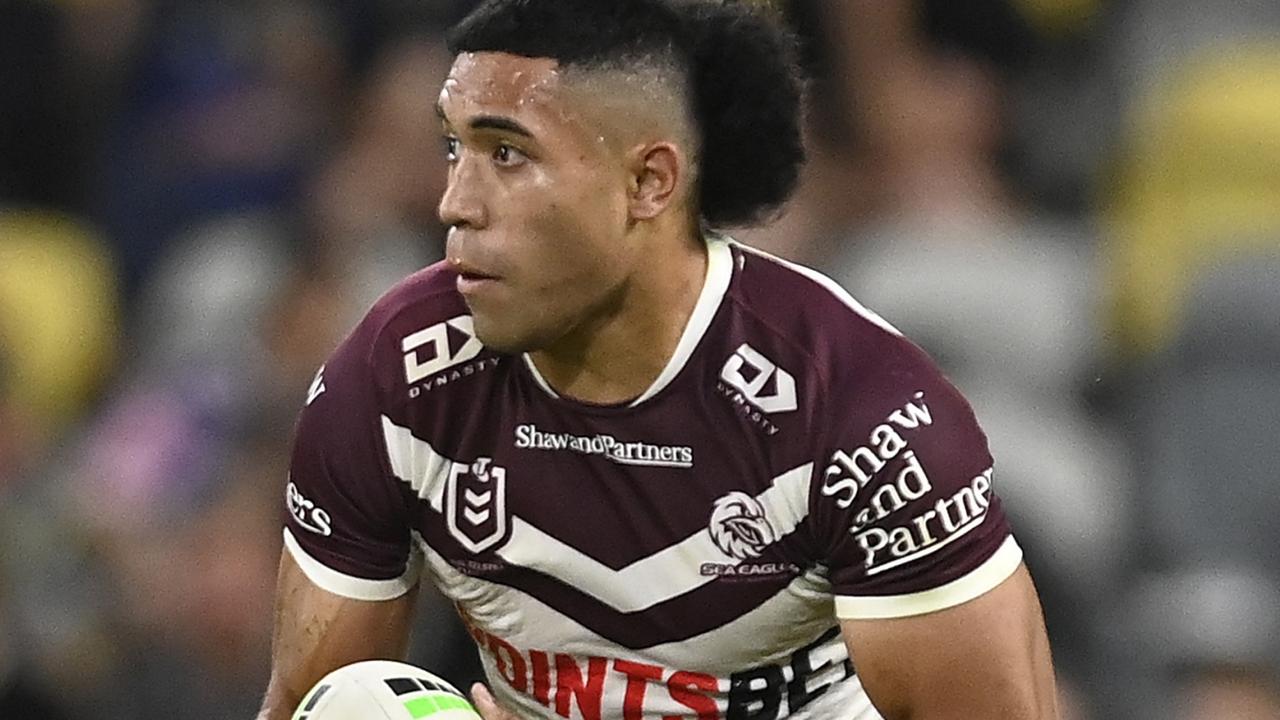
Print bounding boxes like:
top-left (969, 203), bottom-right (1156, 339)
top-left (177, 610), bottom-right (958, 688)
top-left (452, 260), bottom-right (501, 295)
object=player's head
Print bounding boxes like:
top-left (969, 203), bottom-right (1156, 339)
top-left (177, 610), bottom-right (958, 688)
top-left (439, 0), bottom-right (804, 352)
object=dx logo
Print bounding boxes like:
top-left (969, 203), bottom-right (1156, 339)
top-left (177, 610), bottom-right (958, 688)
top-left (720, 343), bottom-right (797, 414)
top-left (402, 315), bottom-right (483, 385)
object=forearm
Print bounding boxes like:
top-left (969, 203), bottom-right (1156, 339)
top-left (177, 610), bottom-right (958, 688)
top-left (255, 687), bottom-right (299, 720)
top-left (256, 552), bottom-right (417, 720)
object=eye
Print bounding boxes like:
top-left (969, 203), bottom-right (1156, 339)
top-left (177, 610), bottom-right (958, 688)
top-left (493, 143), bottom-right (527, 167)
top-left (443, 136), bottom-right (459, 163)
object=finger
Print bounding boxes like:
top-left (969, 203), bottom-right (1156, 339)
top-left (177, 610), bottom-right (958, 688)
top-left (470, 683), bottom-right (504, 719)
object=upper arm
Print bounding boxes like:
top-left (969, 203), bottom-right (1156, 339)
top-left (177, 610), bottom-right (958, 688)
top-left (260, 320), bottom-right (423, 718)
top-left (811, 342), bottom-right (1056, 716)
top-left (258, 551), bottom-right (418, 720)
top-left (840, 563), bottom-right (1058, 720)
top-left (814, 346), bottom-right (1017, 615)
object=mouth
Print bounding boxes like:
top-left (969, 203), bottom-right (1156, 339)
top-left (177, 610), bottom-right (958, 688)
top-left (453, 263), bottom-right (501, 295)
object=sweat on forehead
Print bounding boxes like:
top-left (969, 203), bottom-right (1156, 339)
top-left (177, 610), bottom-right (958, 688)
top-left (442, 52), bottom-right (561, 105)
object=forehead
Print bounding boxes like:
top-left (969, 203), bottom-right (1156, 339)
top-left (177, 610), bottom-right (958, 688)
top-left (440, 52), bottom-right (567, 118)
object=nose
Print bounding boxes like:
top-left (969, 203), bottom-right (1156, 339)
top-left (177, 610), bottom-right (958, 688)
top-left (438, 159), bottom-right (488, 232)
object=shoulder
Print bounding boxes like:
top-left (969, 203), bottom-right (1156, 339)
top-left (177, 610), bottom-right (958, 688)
top-left (303, 260), bottom-right (499, 422)
top-left (333, 261), bottom-right (476, 392)
top-left (300, 260), bottom-right (499, 455)
top-left (722, 241), bottom-right (980, 460)
top-left (361, 261), bottom-right (469, 349)
top-left (725, 240), bottom-right (939, 397)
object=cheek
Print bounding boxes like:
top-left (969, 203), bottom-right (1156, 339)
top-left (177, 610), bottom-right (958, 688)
top-left (526, 183), bottom-right (626, 275)
top-left (524, 205), bottom-right (607, 286)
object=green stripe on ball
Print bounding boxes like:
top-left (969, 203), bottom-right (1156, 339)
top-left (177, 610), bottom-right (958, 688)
top-left (405, 694), bottom-right (473, 718)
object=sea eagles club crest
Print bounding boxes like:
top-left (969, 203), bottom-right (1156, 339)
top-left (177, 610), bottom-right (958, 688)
top-left (709, 491), bottom-right (777, 559)
top-left (446, 457), bottom-right (508, 553)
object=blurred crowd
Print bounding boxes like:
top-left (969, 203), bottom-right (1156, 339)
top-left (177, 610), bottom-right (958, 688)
top-left (0, 1), bottom-right (1277, 719)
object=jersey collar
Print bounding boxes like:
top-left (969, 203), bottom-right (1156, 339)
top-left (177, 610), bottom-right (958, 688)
top-left (522, 234), bottom-right (734, 407)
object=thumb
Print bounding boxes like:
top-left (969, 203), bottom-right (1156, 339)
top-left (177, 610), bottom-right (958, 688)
top-left (470, 683), bottom-right (509, 720)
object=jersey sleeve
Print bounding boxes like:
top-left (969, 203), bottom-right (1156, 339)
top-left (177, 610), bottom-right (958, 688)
top-left (811, 343), bottom-right (1022, 620)
top-left (282, 317), bottom-right (421, 601)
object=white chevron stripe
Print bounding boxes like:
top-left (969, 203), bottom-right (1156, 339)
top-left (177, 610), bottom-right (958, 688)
top-left (497, 462), bottom-right (814, 612)
top-left (379, 415), bottom-right (815, 613)
top-left (381, 415), bottom-right (451, 511)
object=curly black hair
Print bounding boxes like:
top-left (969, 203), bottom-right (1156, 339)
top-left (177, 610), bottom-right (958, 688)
top-left (447, 0), bottom-right (806, 229)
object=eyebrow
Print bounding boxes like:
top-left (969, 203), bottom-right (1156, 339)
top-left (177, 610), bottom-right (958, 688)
top-left (436, 103), bottom-right (534, 139)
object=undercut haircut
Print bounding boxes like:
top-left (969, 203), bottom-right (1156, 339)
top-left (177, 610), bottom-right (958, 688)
top-left (448, 0), bottom-right (806, 229)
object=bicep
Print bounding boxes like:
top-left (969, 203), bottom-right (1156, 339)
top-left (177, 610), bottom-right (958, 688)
top-left (258, 550), bottom-right (418, 720)
top-left (841, 564), bottom-right (1058, 720)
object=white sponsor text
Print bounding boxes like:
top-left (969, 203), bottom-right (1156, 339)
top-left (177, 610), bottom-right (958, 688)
top-left (820, 391), bottom-right (933, 508)
top-left (514, 424), bottom-right (693, 468)
top-left (286, 481), bottom-right (332, 536)
top-left (856, 467), bottom-right (994, 575)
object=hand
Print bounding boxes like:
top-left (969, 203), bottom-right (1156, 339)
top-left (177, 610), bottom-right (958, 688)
top-left (470, 683), bottom-right (520, 720)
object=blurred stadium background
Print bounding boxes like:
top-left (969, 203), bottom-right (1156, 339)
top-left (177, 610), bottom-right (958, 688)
top-left (1, 0), bottom-right (1278, 718)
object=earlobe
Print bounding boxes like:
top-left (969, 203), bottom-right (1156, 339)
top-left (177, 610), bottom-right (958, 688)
top-left (628, 143), bottom-right (682, 221)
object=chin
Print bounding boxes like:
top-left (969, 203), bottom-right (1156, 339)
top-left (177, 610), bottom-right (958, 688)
top-left (469, 312), bottom-right (539, 355)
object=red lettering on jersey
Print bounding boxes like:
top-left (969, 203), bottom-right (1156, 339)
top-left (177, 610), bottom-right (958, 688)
top-left (667, 671), bottom-right (720, 720)
top-left (531, 650), bottom-right (552, 707)
top-left (614, 659), bottom-right (664, 720)
top-left (488, 634), bottom-right (528, 693)
top-left (453, 622), bottom-right (724, 720)
top-left (555, 654), bottom-right (606, 720)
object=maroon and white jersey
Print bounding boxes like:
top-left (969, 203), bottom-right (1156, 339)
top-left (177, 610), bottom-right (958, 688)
top-left (284, 237), bottom-right (1023, 720)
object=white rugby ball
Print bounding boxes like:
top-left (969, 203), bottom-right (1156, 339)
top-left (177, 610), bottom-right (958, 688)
top-left (291, 660), bottom-right (482, 720)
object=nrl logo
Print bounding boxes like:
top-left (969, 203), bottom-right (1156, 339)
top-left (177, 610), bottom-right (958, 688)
top-left (708, 491), bottom-right (777, 560)
top-left (446, 457), bottom-right (509, 554)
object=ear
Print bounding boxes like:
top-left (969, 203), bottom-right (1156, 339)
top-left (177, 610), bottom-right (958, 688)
top-left (626, 142), bottom-right (684, 222)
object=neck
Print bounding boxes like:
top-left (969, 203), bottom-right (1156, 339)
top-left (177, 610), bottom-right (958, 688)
top-left (529, 227), bottom-right (709, 405)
